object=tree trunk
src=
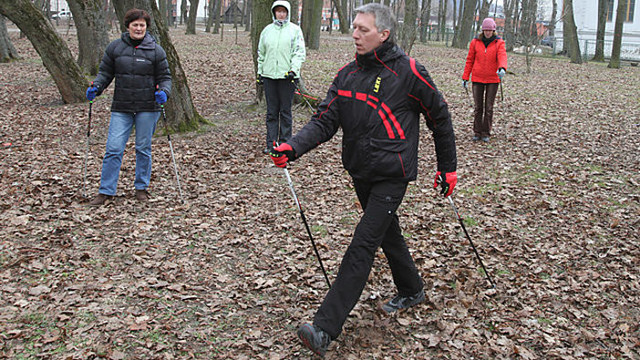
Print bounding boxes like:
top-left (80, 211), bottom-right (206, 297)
top-left (548, 0), bottom-right (557, 37)
top-left (420, 0), bottom-right (431, 43)
top-left (401, 0), bottom-right (418, 54)
top-left (0, 0), bottom-right (85, 103)
top-left (301, 0), bottom-right (322, 50)
top-left (479, 0), bottom-right (492, 24)
top-left (504, 0), bottom-right (516, 51)
top-left (67, 0), bottom-right (110, 76)
top-left (244, 0), bottom-right (251, 31)
top-left (452, 0), bottom-right (475, 48)
top-left (185, 0), bottom-right (198, 34)
top-left (331, 0), bottom-right (349, 33)
top-left (206, 0), bottom-right (214, 32)
top-left (180, 0), bottom-right (187, 25)
top-left (251, 0), bottom-right (272, 102)
top-left (0, 14), bottom-right (20, 62)
top-left (592, 0), bottom-right (608, 61)
top-left (289, 0), bottom-right (299, 24)
top-left (563, 0), bottom-right (582, 63)
top-left (114, 0), bottom-right (205, 130)
top-left (608, 0), bottom-right (626, 68)
top-left (439, 0), bottom-right (447, 42)
top-left (521, 0), bottom-right (537, 73)
top-left (213, 0), bottom-right (221, 34)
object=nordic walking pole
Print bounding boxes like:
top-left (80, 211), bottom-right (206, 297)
top-left (278, 155), bottom-right (331, 289)
top-left (159, 103), bottom-right (185, 204)
top-left (446, 196), bottom-right (496, 289)
top-left (82, 83), bottom-right (93, 198)
top-left (291, 79), bottom-right (315, 114)
top-left (499, 81), bottom-right (504, 102)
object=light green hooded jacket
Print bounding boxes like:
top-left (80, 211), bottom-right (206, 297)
top-left (257, 0), bottom-right (306, 79)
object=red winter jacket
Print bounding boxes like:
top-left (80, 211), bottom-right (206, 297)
top-left (462, 36), bottom-right (507, 84)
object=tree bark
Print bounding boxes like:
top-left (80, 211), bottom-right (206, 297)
top-left (548, 0), bottom-right (557, 37)
top-left (0, 0), bottom-right (86, 103)
top-left (251, 0), bottom-right (271, 102)
top-left (113, 0), bottom-right (205, 130)
top-left (504, 0), bottom-right (517, 51)
top-left (331, 0), bottom-right (349, 34)
top-left (301, 0), bottom-right (322, 50)
top-left (213, 0), bottom-right (221, 34)
top-left (420, 0), bottom-right (431, 43)
top-left (608, 0), bottom-right (626, 68)
top-left (479, 0), bottom-right (492, 25)
top-left (180, 0), bottom-right (187, 25)
top-left (186, 0), bottom-right (198, 34)
top-left (67, 0), bottom-right (110, 76)
top-left (0, 14), bottom-right (20, 62)
top-left (401, 0), bottom-right (418, 54)
top-left (289, 0), bottom-right (299, 24)
top-left (206, 0), bottom-right (214, 32)
top-left (563, 0), bottom-right (582, 63)
top-left (452, 0), bottom-right (475, 48)
top-left (592, 0), bottom-right (608, 61)
top-left (244, 0), bottom-right (251, 31)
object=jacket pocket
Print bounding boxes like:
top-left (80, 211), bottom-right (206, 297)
top-left (370, 138), bottom-right (408, 178)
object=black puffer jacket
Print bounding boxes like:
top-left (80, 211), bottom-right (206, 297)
top-left (93, 32), bottom-right (172, 113)
top-left (289, 42), bottom-right (456, 182)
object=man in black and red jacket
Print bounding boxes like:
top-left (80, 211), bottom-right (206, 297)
top-left (270, 3), bottom-right (457, 357)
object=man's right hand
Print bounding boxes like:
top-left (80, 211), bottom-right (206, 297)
top-left (86, 86), bottom-right (98, 101)
top-left (270, 142), bottom-right (296, 168)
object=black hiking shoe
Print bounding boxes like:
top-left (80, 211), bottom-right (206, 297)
top-left (297, 323), bottom-right (331, 357)
top-left (382, 289), bottom-right (426, 313)
top-left (481, 136), bottom-right (490, 143)
top-left (472, 135), bottom-right (480, 142)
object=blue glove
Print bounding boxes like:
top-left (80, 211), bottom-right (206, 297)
top-left (462, 80), bottom-right (468, 89)
top-left (155, 89), bottom-right (167, 104)
top-left (86, 86), bottom-right (98, 101)
top-left (497, 68), bottom-right (506, 80)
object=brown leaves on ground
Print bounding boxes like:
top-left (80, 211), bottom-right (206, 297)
top-left (0, 25), bottom-right (639, 359)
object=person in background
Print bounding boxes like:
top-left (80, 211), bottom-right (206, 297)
top-left (269, 3), bottom-right (457, 357)
top-left (462, 17), bottom-right (507, 143)
top-left (86, 8), bottom-right (172, 206)
top-left (257, 0), bottom-right (306, 154)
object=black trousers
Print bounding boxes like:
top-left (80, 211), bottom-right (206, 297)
top-left (313, 179), bottom-right (423, 339)
top-left (263, 78), bottom-right (295, 150)
top-left (472, 82), bottom-right (499, 137)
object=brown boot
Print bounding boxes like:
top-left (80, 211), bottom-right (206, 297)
top-left (135, 189), bottom-right (150, 202)
top-left (87, 193), bottom-right (111, 207)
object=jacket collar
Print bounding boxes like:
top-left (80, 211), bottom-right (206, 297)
top-left (355, 41), bottom-right (402, 69)
top-left (122, 32), bottom-right (156, 50)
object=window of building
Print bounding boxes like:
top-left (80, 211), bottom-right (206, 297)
top-left (607, 0), bottom-right (636, 22)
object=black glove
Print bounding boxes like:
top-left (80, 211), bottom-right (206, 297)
top-left (256, 75), bottom-right (263, 85)
top-left (285, 71), bottom-right (296, 81)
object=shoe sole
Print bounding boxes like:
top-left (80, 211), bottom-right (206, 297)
top-left (297, 324), bottom-right (326, 357)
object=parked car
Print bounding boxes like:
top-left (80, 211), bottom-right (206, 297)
top-left (52, 10), bottom-right (72, 20)
top-left (541, 36), bottom-right (555, 47)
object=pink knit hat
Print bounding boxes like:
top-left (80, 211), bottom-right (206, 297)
top-left (482, 18), bottom-right (496, 31)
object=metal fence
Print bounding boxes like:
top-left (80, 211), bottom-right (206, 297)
top-left (551, 38), bottom-right (640, 62)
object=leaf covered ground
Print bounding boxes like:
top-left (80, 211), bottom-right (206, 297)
top-left (0, 25), bottom-right (639, 359)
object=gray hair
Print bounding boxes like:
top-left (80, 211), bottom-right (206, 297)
top-left (354, 3), bottom-right (396, 44)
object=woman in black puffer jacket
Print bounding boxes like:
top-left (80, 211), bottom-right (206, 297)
top-left (86, 8), bottom-right (171, 206)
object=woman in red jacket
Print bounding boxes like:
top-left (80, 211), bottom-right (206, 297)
top-left (462, 18), bottom-right (507, 142)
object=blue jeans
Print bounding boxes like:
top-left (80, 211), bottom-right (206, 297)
top-left (98, 111), bottom-right (160, 196)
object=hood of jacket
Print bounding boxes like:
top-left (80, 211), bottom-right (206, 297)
top-left (271, 0), bottom-right (291, 25)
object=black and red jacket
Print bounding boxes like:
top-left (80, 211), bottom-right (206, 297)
top-left (289, 41), bottom-right (456, 182)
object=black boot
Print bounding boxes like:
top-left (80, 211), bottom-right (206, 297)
top-left (297, 323), bottom-right (331, 357)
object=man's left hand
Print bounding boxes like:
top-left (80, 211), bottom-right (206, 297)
top-left (434, 171), bottom-right (457, 197)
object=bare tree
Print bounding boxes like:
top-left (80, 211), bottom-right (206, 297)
top-left (503, 0), bottom-right (517, 51)
top-left (67, 0), bottom-right (110, 76)
top-left (205, 0), bottom-right (215, 32)
top-left (251, 0), bottom-right (272, 101)
top-left (0, 0), bottom-right (86, 103)
top-left (186, 0), bottom-right (198, 34)
top-left (420, 0), bottom-right (432, 43)
top-left (301, 0), bottom-right (322, 49)
top-left (331, 0), bottom-right (349, 33)
top-left (592, 0), bottom-right (609, 61)
top-left (479, 0), bottom-right (492, 24)
top-left (452, 0), bottom-right (475, 48)
top-left (563, 0), bottom-right (582, 63)
top-left (401, 0), bottom-right (418, 54)
top-left (213, 0), bottom-right (221, 34)
top-left (608, 0), bottom-right (627, 68)
top-left (0, 14), bottom-right (19, 62)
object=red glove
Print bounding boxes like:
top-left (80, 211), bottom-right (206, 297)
top-left (269, 142), bottom-right (296, 168)
top-left (434, 171), bottom-right (457, 197)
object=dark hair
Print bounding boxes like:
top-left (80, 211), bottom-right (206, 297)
top-left (124, 8), bottom-right (151, 28)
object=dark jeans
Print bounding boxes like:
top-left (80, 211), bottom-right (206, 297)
top-left (263, 78), bottom-right (295, 150)
top-left (472, 82), bottom-right (499, 137)
top-left (313, 179), bottom-right (423, 339)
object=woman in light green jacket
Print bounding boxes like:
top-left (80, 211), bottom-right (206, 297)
top-left (257, 0), bottom-right (306, 154)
